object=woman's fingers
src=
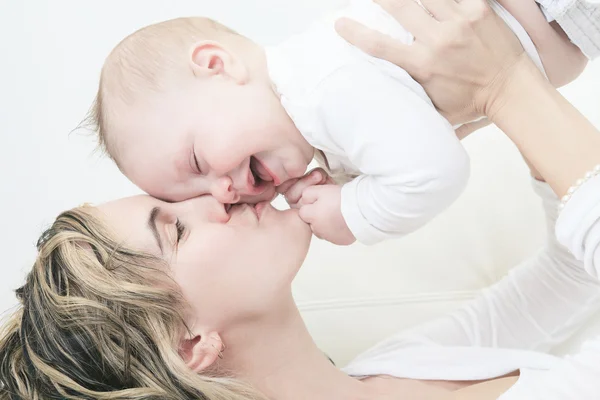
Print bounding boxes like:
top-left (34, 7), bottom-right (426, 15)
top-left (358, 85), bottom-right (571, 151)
top-left (335, 18), bottom-right (418, 73)
top-left (338, 0), bottom-right (525, 124)
top-left (374, 0), bottom-right (437, 39)
top-left (418, 0), bottom-right (460, 21)
top-left (459, 0), bottom-right (494, 16)
top-left (344, 0), bottom-right (524, 123)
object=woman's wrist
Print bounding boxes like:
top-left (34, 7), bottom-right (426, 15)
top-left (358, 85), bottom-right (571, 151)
top-left (480, 52), bottom-right (600, 197)
top-left (479, 53), bottom-right (546, 124)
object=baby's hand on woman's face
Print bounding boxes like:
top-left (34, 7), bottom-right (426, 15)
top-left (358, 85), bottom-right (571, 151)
top-left (278, 168), bottom-right (333, 209)
top-left (298, 185), bottom-right (356, 246)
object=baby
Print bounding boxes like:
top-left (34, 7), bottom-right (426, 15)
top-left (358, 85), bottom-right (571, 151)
top-left (90, 0), bottom-right (585, 246)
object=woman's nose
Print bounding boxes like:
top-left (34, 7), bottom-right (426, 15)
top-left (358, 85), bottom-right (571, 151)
top-left (180, 195), bottom-right (231, 223)
top-left (210, 177), bottom-right (240, 204)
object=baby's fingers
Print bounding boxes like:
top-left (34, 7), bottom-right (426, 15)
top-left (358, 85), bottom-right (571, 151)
top-left (299, 204), bottom-right (326, 240)
top-left (283, 170), bottom-right (324, 208)
top-left (276, 178), bottom-right (300, 196)
top-left (298, 203), bottom-right (316, 225)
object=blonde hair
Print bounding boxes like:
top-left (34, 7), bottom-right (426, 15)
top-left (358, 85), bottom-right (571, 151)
top-left (86, 17), bottom-right (242, 161)
top-left (0, 206), bottom-right (263, 399)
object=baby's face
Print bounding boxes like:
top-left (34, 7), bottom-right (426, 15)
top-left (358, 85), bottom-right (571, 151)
top-left (114, 80), bottom-right (314, 204)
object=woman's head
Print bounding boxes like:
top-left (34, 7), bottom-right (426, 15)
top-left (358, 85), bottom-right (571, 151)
top-left (0, 196), bottom-right (311, 399)
top-left (98, 195), bottom-right (312, 328)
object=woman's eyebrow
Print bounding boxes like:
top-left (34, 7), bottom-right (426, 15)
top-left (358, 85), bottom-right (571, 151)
top-left (148, 207), bottom-right (164, 254)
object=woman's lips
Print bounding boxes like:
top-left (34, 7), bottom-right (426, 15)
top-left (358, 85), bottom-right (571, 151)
top-left (248, 202), bottom-right (269, 220)
top-left (255, 201), bottom-right (269, 219)
top-left (227, 202), bottom-right (269, 222)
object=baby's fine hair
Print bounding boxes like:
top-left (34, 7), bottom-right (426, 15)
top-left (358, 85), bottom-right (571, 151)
top-left (85, 17), bottom-right (240, 162)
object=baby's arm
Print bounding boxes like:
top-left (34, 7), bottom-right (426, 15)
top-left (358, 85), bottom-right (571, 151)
top-left (315, 63), bottom-right (470, 245)
top-left (498, 0), bottom-right (589, 87)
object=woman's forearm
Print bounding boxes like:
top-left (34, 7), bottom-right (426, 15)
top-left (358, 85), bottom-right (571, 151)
top-left (487, 56), bottom-right (600, 197)
top-left (453, 376), bottom-right (518, 399)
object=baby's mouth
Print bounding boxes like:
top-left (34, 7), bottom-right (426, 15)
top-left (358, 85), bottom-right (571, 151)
top-left (249, 156), bottom-right (274, 187)
top-left (249, 157), bottom-right (262, 186)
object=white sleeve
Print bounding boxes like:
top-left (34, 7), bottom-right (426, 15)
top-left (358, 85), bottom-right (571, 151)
top-left (499, 337), bottom-right (600, 399)
top-left (361, 180), bottom-right (600, 354)
top-left (316, 63), bottom-right (470, 245)
top-left (556, 174), bottom-right (600, 279)
top-left (496, 179), bottom-right (600, 400)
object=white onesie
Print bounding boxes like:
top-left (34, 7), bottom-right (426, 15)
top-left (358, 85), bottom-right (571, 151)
top-left (536, 0), bottom-right (600, 59)
top-left (266, 0), bottom-right (545, 245)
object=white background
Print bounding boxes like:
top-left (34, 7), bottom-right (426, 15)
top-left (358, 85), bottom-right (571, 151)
top-left (1, 0), bottom-right (599, 363)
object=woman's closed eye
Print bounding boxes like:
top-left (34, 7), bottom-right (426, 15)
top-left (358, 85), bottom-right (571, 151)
top-left (175, 219), bottom-right (186, 244)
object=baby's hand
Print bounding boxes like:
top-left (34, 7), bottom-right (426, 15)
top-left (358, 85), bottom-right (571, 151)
top-left (299, 184), bottom-right (356, 246)
top-left (278, 168), bottom-right (333, 209)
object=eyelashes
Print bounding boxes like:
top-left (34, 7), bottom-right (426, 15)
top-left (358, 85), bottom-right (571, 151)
top-left (175, 219), bottom-right (186, 243)
top-left (193, 151), bottom-right (203, 175)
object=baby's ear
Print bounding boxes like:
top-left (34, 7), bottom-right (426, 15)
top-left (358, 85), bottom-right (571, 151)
top-left (190, 41), bottom-right (226, 75)
top-left (179, 331), bottom-right (225, 373)
top-left (189, 41), bottom-right (247, 84)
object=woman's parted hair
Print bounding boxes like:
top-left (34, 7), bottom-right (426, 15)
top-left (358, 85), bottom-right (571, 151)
top-left (0, 206), bottom-right (261, 399)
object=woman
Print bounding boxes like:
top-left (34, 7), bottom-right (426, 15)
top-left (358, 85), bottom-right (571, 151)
top-left (3, 1), bottom-right (600, 399)
top-left (1, 173), bottom-right (599, 400)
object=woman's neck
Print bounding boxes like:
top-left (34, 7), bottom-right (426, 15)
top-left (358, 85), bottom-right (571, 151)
top-left (220, 296), bottom-right (371, 400)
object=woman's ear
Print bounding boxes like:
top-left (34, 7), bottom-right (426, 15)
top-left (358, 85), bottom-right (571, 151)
top-left (179, 331), bottom-right (225, 373)
top-left (189, 41), bottom-right (248, 84)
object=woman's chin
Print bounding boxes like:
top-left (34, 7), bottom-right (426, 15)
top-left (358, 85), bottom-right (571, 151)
top-left (272, 207), bottom-right (312, 237)
top-left (290, 211), bottom-right (313, 243)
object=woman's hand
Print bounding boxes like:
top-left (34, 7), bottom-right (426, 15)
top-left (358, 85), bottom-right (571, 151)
top-left (335, 0), bottom-right (529, 126)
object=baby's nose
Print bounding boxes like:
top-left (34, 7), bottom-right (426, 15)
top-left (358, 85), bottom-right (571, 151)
top-left (211, 177), bottom-right (240, 204)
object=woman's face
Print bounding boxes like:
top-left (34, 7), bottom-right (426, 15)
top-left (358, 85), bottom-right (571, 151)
top-left (97, 196), bottom-right (312, 328)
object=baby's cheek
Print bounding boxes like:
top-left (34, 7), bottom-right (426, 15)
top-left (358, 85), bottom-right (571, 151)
top-left (289, 162), bottom-right (310, 180)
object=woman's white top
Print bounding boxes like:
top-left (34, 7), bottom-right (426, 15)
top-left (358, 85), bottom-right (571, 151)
top-left (557, 174), bottom-right (600, 280)
top-left (345, 180), bottom-right (600, 399)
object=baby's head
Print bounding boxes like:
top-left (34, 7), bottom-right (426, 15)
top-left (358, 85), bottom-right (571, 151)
top-left (91, 17), bottom-right (313, 203)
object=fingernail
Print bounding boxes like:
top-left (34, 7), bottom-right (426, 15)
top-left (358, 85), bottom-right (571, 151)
top-left (313, 171), bottom-right (321, 181)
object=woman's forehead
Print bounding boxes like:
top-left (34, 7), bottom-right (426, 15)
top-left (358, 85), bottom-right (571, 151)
top-left (96, 195), bottom-right (161, 254)
top-left (97, 195), bottom-right (154, 222)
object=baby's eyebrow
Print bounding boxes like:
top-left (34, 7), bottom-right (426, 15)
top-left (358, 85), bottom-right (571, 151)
top-left (148, 207), bottom-right (164, 254)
